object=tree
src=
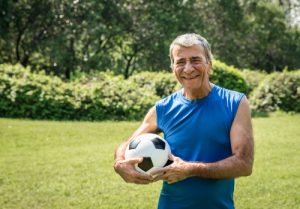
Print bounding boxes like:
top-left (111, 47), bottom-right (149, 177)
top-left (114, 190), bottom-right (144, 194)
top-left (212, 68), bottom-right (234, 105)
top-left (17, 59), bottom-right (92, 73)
top-left (1, 0), bottom-right (300, 78)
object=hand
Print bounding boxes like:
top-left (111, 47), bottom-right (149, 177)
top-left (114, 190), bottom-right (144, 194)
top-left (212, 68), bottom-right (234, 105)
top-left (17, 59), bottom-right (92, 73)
top-left (114, 158), bottom-right (154, 184)
top-left (150, 154), bottom-right (191, 184)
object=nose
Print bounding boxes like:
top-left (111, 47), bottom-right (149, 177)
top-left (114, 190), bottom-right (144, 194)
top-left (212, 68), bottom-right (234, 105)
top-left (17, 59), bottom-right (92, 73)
top-left (183, 61), bottom-right (194, 74)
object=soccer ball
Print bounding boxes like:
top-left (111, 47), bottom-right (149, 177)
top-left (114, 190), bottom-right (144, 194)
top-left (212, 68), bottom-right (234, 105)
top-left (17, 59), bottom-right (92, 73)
top-left (125, 133), bottom-right (171, 174)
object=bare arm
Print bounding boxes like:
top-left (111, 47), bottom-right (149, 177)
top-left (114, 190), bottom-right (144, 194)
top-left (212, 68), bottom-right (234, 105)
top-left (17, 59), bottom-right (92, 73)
top-left (188, 97), bottom-right (254, 178)
top-left (113, 106), bottom-right (160, 184)
top-left (152, 97), bottom-right (254, 183)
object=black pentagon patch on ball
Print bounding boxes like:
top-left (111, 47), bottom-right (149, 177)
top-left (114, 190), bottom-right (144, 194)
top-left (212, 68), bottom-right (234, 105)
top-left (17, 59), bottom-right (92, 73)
top-left (151, 137), bottom-right (165, 150)
top-left (138, 157), bottom-right (153, 172)
top-left (129, 138), bottom-right (141, 150)
top-left (164, 159), bottom-right (174, 167)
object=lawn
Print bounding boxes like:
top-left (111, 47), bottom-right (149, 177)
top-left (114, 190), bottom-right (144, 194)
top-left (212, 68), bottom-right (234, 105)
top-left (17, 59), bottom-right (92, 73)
top-left (0, 114), bottom-right (299, 209)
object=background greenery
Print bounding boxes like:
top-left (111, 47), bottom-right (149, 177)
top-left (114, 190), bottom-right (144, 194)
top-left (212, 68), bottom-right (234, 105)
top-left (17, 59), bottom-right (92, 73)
top-left (1, 63), bottom-right (299, 120)
top-left (1, 0), bottom-right (300, 119)
top-left (0, 114), bottom-right (299, 209)
top-left (1, 0), bottom-right (300, 79)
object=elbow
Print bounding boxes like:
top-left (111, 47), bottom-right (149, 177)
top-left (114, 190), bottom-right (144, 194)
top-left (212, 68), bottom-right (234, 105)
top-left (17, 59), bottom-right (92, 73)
top-left (244, 165), bottom-right (253, 176)
top-left (242, 161), bottom-right (253, 176)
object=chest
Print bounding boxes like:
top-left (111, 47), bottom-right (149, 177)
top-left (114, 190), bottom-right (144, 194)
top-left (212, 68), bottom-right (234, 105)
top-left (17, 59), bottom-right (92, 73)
top-left (162, 102), bottom-right (233, 161)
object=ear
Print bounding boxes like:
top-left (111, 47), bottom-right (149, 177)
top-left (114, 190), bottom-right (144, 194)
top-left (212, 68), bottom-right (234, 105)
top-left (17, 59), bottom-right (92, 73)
top-left (207, 61), bottom-right (213, 75)
top-left (171, 65), bottom-right (175, 73)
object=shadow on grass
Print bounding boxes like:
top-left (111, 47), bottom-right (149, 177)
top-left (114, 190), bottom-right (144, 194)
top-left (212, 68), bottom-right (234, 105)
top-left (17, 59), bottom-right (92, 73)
top-left (251, 110), bottom-right (299, 118)
top-left (251, 111), bottom-right (270, 118)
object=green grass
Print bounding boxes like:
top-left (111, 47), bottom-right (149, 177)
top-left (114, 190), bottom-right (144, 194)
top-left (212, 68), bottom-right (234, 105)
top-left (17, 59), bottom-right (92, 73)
top-left (0, 115), bottom-right (299, 209)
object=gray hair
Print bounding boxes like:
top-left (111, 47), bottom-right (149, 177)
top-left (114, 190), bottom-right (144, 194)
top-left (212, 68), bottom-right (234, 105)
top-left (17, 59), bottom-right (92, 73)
top-left (169, 33), bottom-right (213, 68)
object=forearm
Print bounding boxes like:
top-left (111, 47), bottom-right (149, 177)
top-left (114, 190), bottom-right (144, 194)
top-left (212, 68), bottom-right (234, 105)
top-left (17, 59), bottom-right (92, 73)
top-left (114, 141), bottom-right (129, 161)
top-left (114, 107), bottom-right (159, 162)
top-left (187, 154), bottom-right (253, 179)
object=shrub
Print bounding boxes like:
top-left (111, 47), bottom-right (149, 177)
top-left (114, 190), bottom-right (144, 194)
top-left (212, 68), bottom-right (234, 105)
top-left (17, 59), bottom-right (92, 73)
top-left (81, 79), bottom-right (159, 120)
top-left (0, 64), bottom-right (159, 120)
top-left (240, 69), bottom-right (267, 95)
top-left (250, 70), bottom-right (300, 112)
top-left (211, 60), bottom-right (250, 95)
top-left (129, 71), bottom-right (180, 98)
top-left (0, 62), bottom-right (267, 121)
top-left (0, 64), bottom-right (77, 119)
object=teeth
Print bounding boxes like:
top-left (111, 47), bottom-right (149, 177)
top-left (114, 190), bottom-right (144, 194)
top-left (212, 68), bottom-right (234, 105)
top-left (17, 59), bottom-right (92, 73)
top-left (182, 75), bottom-right (199, 79)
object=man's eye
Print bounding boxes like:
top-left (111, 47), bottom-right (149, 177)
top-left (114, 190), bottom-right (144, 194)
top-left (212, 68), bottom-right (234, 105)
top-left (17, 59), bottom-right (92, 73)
top-left (192, 59), bottom-right (203, 64)
top-left (176, 61), bottom-right (185, 65)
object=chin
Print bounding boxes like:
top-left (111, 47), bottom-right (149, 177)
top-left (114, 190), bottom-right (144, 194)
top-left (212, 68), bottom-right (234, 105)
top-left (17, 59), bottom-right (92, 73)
top-left (183, 84), bottom-right (203, 90)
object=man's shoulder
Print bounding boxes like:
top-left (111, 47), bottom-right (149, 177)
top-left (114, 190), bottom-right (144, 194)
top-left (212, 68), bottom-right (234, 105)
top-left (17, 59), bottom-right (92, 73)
top-left (213, 85), bottom-right (245, 102)
top-left (156, 90), bottom-right (181, 107)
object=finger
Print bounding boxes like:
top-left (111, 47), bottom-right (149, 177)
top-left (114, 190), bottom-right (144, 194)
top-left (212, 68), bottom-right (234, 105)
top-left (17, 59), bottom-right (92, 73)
top-left (128, 177), bottom-right (152, 184)
top-left (150, 171), bottom-right (164, 179)
top-left (167, 179), bottom-right (177, 184)
top-left (125, 157), bottom-right (143, 165)
top-left (124, 171), bottom-right (153, 184)
top-left (153, 174), bottom-right (165, 181)
top-left (169, 154), bottom-right (175, 161)
top-left (149, 167), bottom-right (166, 176)
top-left (165, 175), bottom-right (178, 184)
top-left (136, 172), bottom-right (153, 181)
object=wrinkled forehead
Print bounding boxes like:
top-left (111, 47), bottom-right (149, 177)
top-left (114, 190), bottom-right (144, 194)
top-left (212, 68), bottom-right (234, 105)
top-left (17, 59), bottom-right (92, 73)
top-left (172, 44), bottom-right (206, 60)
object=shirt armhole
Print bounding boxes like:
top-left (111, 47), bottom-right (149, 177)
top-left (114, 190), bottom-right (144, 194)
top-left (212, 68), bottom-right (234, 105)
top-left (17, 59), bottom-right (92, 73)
top-left (232, 93), bottom-right (245, 120)
top-left (155, 101), bottom-right (164, 132)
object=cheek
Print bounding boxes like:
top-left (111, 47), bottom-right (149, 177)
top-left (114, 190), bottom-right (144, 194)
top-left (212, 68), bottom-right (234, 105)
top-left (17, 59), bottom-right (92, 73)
top-left (173, 67), bottom-right (183, 77)
top-left (196, 65), bottom-right (210, 74)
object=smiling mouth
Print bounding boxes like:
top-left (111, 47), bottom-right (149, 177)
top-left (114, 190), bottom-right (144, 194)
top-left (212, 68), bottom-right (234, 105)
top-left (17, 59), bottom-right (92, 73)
top-left (182, 75), bottom-right (200, 80)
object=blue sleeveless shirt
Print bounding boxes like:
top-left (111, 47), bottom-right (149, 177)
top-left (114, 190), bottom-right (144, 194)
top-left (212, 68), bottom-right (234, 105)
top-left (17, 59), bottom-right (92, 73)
top-left (155, 84), bottom-right (244, 209)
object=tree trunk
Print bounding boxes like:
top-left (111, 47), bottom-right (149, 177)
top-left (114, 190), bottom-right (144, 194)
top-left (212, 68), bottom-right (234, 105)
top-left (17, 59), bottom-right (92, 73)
top-left (16, 32), bottom-right (22, 63)
top-left (124, 55), bottom-right (134, 79)
top-left (65, 38), bottom-right (75, 80)
top-left (21, 55), bottom-right (29, 67)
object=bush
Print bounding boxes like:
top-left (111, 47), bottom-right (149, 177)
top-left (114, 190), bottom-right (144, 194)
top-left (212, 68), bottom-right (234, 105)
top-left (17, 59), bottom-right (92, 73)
top-left (1, 62), bottom-right (272, 121)
top-left (0, 64), bottom-right (159, 120)
top-left (250, 70), bottom-right (300, 112)
top-left (240, 69), bottom-right (267, 95)
top-left (82, 79), bottom-right (159, 120)
top-left (211, 60), bottom-right (250, 95)
top-left (0, 64), bottom-right (78, 119)
top-left (129, 71), bottom-right (180, 98)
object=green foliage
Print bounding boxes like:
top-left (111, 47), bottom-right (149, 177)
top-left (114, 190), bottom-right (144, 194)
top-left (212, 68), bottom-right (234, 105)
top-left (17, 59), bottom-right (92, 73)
top-left (237, 1), bottom-right (300, 72)
top-left (241, 69), bottom-right (267, 95)
top-left (129, 71), bottom-right (180, 98)
top-left (1, 0), bottom-right (300, 79)
top-left (2, 63), bottom-right (299, 120)
top-left (0, 63), bottom-right (77, 119)
top-left (250, 70), bottom-right (300, 112)
top-left (88, 79), bottom-right (159, 120)
top-left (211, 60), bottom-right (250, 95)
top-left (0, 64), bottom-right (158, 120)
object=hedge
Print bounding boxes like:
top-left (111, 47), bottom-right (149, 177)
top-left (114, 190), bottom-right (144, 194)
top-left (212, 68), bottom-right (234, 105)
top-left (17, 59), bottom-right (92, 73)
top-left (211, 60), bottom-right (250, 95)
top-left (240, 69), bottom-right (267, 95)
top-left (0, 61), bottom-right (258, 121)
top-left (250, 70), bottom-right (300, 112)
top-left (0, 64), bottom-right (158, 120)
top-left (128, 71), bottom-right (180, 98)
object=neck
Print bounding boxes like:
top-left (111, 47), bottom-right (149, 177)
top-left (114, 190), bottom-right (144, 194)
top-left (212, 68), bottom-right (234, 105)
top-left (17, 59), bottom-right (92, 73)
top-left (182, 82), bottom-right (213, 100)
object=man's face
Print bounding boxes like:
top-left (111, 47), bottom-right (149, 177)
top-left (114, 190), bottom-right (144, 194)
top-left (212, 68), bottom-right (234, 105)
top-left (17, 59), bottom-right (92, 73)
top-left (172, 44), bottom-right (211, 90)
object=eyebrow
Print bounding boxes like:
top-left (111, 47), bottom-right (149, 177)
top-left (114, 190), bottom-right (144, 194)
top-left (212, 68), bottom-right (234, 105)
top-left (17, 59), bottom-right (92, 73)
top-left (190, 56), bottom-right (203, 60)
top-left (175, 56), bottom-right (203, 61)
top-left (175, 58), bottom-right (186, 62)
